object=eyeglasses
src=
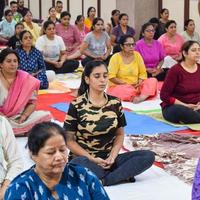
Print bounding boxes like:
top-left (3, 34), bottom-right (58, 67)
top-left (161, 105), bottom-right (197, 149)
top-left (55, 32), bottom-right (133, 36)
top-left (123, 43), bottom-right (135, 47)
top-left (145, 29), bottom-right (155, 33)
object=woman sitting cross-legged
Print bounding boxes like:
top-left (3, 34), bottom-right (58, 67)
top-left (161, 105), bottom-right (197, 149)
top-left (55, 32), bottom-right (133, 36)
top-left (135, 22), bottom-right (167, 81)
top-left (16, 30), bottom-right (49, 89)
top-left (64, 60), bottom-right (155, 186)
top-left (35, 20), bottom-right (79, 74)
top-left (160, 40), bottom-right (200, 124)
top-left (4, 122), bottom-right (110, 200)
top-left (107, 34), bottom-right (158, 103)
top-left (0, 48), bottom-right (52, 135)
top-left (0, 116), bottom-right (24, 199)
top-left (80, 17), bottom-right (112, 67)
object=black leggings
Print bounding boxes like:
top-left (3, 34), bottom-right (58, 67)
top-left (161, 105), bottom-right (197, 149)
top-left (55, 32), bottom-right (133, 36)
top-left (81, 56), bottom-right (111, 67)
top-left (147, 68), bottom-right (169, 81)
top-left (70, 150), bottom-right (155, 186)
top-left (162, 104), bottom-right (200, 124)
top-left (45, 60), bottom-right (79, 74)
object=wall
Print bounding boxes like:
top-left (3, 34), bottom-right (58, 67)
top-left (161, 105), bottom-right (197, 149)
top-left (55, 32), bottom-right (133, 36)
top-left (116, 0), bottom-right (158, 39)
top-left (162, 0), bottom-right (184, 33)
top-left (189, 0), bottom-right (200, 34)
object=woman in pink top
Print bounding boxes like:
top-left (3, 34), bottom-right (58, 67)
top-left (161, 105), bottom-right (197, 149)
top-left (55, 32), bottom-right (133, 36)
top-left (135, 22), bottom-right (167, 81)
top-left (75, 15), bottom-right (90, 43)
top-left (158, 20), bottom-right (184, 62)
top-left (56, 11), bottom-right (81, 56)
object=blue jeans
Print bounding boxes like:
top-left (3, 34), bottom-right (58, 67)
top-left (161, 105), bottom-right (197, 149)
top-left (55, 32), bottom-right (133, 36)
top-left (70, 150), bottom-right (155, 186)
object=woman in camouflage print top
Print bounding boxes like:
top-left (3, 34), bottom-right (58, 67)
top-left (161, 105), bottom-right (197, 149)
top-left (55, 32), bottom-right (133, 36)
top-left (64, 60), bottom-right (155, 186)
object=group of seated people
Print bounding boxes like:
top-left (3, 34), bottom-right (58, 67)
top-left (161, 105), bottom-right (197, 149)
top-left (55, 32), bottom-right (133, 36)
top-left (0, 1), bottom-right (200, 199)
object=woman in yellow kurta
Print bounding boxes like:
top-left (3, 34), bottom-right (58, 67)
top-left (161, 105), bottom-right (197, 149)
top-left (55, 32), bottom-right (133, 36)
top-left (108, 34), bottom-right (157, 103)
top-left (22, 10), bottom-right (40, 45)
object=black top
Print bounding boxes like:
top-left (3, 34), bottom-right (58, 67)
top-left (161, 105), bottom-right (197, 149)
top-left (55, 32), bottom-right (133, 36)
top-left (7, 35), bottom-right (21, 49)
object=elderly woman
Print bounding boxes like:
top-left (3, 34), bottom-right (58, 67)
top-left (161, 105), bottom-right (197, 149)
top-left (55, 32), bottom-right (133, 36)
top-left (4, 122), bottom-right (110, 200)
top-left (64, 60), bottom-right (155, 186)
top-left (108, 34), bottom-right (157, 103)
top-left (160, 41), bottom-right (200, 124)
top-left (36, 20), bottom-right (79, 74)
top-left (16, 30), bottom-right (49, 89)
top-left (0, 48), bottom-right (52, 135)
top-left (0, 116), bottom-right (23, 199)
top-left (158, 20), bottom-right (184, 62)
top-left (135, 22), bottom-right (167, 81)
top-left (80, 17), bottom-right (111, 67)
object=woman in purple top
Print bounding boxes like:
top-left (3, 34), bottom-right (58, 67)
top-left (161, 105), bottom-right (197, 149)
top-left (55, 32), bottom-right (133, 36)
top-left (160, 40), bottom-right (200, 124)
top-left (111, 13), bottom-right (135, 53)
top-left (192, 159), bottom-right (200, 200)
top-left (56, 11), bottom-right (81, 56)
top-left (135, 22), bottom-right (167, 81)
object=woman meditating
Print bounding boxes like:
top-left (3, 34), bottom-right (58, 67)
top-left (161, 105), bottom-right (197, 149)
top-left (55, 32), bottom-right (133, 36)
top-left (0, 116), bottom-right (23, 199)
top-left (111, 13), bottom-right (135, 53)
top-left (16, 30), bottom-right (49, 89)
top-left (160, 41), bottom-right (200, 124)
top-left (64, 60), bottom-right (155, 186)
top-left (135, 22), bottom-right (167, 81)
top-left (80, 17), bottom-right (111, 67)
top-left (36, 20), bottom-right (79, 74)
top-left (4, 122), bottom-right (110, 200)
top-left (22, 10), bottom-right (41, 45)
top-left (108, 34), bottom-right (157, 103)
top-left (56, 11), bottom-right (81, 57)
top-left (0, 48), bottom-right (52, 135)
top-left (158, 20), bottom-right (184, 62)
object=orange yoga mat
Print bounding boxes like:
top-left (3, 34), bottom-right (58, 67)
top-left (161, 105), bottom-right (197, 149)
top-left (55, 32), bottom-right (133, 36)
top-left (36, 93), bottom-right (75, 121)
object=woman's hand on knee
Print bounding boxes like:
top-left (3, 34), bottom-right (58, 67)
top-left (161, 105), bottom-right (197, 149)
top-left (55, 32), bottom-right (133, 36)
top-left (92, 157), bottom-right (107, 168)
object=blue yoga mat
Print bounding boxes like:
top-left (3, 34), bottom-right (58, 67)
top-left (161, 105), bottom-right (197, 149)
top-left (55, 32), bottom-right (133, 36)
top-left (50, 103), bottom-right (187, 135)
top-left (51, 102), bottom-right (69, 113)
top-left (124, 111), bottom-right (187, 135)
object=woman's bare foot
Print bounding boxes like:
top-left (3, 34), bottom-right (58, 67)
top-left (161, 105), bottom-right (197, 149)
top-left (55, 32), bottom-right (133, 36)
top-left (132, 95), bottom-right (148, 104)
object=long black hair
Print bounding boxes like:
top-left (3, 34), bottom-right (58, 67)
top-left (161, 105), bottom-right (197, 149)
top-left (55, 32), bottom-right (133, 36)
top-left (78, 60), bottom-right (108, 96)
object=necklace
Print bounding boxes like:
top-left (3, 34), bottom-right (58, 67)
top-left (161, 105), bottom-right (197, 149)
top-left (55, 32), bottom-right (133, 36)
top-left (0, 70), bottom-right (15, 86)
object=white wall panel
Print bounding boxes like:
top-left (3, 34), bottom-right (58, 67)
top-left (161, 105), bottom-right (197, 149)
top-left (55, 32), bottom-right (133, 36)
top-left (69, 0), bottom-right (82, 23)
top-left (190, 0), bottom-right (200, 34)
top-left (84, 0), bottom-right (97, 17)
top-left (101, 0), bottom-right (116, 24)
top-left (162, 0), bottom-right (184, 33)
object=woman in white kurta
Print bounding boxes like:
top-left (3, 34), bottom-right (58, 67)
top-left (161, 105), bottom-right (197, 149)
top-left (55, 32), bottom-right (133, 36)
top-left (0, 116), bottom-right (24, 199)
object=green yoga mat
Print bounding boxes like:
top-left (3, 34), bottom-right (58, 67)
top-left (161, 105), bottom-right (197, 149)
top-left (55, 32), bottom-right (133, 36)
top-left (147, 112), bottom-right (200, 131)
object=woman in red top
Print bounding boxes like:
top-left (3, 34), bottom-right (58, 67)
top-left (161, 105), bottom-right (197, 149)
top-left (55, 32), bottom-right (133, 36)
top-left (160, 40), bottom-right (200, 123)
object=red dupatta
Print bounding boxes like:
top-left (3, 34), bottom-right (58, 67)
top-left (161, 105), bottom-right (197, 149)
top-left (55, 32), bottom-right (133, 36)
top-left (0, 70), bottom-right (40, 117)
